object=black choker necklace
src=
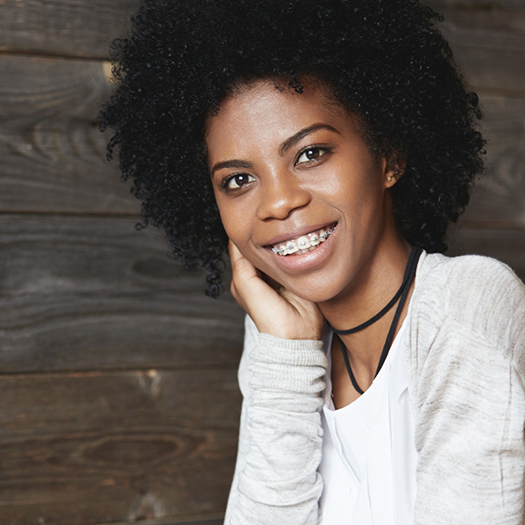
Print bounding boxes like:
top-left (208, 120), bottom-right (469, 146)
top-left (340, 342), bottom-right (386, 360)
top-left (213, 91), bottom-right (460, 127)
top-left (329, 246), bottom-right (422, 395)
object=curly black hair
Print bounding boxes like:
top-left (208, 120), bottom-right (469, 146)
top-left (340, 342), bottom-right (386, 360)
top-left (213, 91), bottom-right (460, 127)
top-left (99, 0), bottom-right (485, 298)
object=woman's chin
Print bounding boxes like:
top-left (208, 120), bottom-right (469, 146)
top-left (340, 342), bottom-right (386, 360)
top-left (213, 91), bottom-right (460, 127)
top-left (280, 279), bottom-right (345, 306)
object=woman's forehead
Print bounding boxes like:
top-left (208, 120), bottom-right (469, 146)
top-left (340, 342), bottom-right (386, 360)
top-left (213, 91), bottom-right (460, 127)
top-left (204, 80), bottom-right (371, 173)
top-left (207, 78), bottom-right (347, 133)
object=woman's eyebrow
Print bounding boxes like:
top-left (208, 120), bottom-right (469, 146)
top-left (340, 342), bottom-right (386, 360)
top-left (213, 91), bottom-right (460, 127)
top-left (211, 159), bottom-right (253, 176)
top-left (279, 123), bottom-right (340, 156)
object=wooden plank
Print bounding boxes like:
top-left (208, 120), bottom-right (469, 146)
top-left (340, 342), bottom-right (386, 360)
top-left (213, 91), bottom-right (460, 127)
top-left (0, 368), bottom-right (241, 524)
top-left (107, 521), bottom-right (223, 525)
top-left (0, 214), bottom-right (245, 373)
top-left (1, 58), bottom-right (524, 226)
top-left (435, 9), bottom-right (525, 97)
top-left (0, 0), bottom-right (140, 59)
top-left (426, 0), bottom-right (525, 12)
top-left (447, 227), bottom-right (525, 281)
top-left (461, 95), bottom-right (525, 228)
top-left (0, 55), bottom-right (138, 215)
top-left (0, 0), bottom-right (521, 60)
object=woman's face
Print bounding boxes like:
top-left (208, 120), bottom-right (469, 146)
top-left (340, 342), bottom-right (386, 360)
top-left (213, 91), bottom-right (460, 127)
top-left (206, 80), bottom-right (400, 305)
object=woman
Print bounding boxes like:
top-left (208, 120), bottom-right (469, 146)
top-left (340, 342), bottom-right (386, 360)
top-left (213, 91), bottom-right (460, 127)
top-left (99, 0), bottom-right (525, 523)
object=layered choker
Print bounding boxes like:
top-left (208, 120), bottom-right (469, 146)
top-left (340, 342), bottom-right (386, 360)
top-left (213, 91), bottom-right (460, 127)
top-left (329, 245), bottom-right (422, 395)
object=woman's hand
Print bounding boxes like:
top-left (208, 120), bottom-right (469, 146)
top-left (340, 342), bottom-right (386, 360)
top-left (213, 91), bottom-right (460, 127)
top-left (229, 241), bottom-right (324, 341)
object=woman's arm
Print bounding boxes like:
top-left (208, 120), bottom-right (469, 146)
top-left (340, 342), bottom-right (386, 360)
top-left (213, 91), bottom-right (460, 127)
top-left (224, 243), bottom-right (328, 524)
top-left (225, 316), bottom-right (327, 525)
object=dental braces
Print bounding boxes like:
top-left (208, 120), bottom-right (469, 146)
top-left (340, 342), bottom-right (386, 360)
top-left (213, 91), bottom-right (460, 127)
top-left (271, 228), bottom-right (334, 255)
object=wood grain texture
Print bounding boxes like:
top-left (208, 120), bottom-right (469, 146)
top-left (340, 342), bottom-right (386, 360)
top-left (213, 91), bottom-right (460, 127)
top-left (0, 214), bottom-right (245, 373)
top-left (106, 521), bottom-right (224, 525)
top-left (0, 368), bottom-right (241, 524)
top-left (426, 0), bottom-right (525, 12)
top-left (0, 55), bottom-right (138, 215)
top-left (1, 58), bottom-right (524, 226)
top-left (436, 8), bottom-right (525, 97)
top-left (0, 0), bottom-right (140, 59)
top-left (462, 95), bottom-right (525, 227)
top-left (448, 227), bottom-right (525, 280)
top-left (0, 0), bottom-right (523, 66)
top-left (109, 521), bottom-right (223, 525)
top-left (0, 0), bottom-right (522, 62)
top-left (106, 521), bottom-right (223, 525)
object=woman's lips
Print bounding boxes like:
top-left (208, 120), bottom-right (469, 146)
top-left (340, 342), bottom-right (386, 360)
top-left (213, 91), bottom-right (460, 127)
top-left (271, 225), bottom-right (335, 255)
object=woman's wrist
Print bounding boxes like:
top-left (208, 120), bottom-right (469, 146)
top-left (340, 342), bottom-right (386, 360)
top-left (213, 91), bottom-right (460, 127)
top-left (249, 333), bottom-right (327, 394)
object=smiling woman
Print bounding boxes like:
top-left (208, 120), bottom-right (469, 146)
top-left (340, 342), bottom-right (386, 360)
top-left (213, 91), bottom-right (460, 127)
top-left (99, 0), bottom-right (525, 524)
top-left (207, 80), bottom-right (409, 334)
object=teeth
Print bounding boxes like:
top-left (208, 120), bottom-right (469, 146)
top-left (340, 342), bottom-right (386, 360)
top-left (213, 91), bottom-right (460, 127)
top-left (309, 233), bottom-right (320, 246)
top-left (271, 226), bottom-right (335, 256)
top-left (296, 236), bottom-right (310, 250)
top-left (284, 241), bottom-right (298, 255)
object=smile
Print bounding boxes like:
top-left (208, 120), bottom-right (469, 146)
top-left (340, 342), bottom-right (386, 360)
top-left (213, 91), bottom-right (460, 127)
top-left (271, 226), bottom-right (335, 256)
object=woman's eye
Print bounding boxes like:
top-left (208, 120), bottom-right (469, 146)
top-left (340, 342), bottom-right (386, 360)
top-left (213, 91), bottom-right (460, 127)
top-left (224, 173), bottom-right (256, 190)
top-left (296, 147), bottom-right (327, 165)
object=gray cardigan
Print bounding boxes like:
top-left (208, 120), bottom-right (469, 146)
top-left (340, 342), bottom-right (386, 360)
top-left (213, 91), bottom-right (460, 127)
top-left (225, 252), bottom-right (525, 524)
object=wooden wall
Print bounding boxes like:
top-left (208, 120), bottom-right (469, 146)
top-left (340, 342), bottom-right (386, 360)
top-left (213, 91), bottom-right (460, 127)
top-left (426, 0), bottom-right (525, 278)
top-left (0, 1), bottom-right (523, 524)
top-left (0, 1), bottom-right (245, 523)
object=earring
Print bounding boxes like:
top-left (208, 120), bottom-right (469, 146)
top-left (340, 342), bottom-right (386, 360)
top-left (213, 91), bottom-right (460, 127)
top-left (388, 170), bottom-right (401, 182)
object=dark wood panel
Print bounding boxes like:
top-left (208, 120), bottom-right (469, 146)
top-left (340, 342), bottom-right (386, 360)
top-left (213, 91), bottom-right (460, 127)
top-left (0, 55), bottom-right (137, 214)
top-left (447, 227), bottom-right (525, 281)
top-left (436, 9), bottom-right (525, 97)
top-left (0, 0), bottom-right (521, 61)
top-left (0, 214), bottom-right (244, 373)
top-left (1, 58), bottom-right (524, 226)
top-left (0, 0), bottom-right (140, 59)
top-left (119, 521), bottom-right (223, 525)
top-left (0, 0), bottom-right (523, 66)
top-left (111, 521), bottom-right (223, 525)
top-left (109, 521), bottom-right (223, 525)
top-left (462, 95), bottom-right (525, 227)
top-left (0, 368), bottom-right (240, 524)
top-left (426, 0), bottom-right (525, 12)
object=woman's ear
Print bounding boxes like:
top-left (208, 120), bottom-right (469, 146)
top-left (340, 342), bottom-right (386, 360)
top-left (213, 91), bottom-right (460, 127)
top-left (384, 154), bottom-right (406, 188)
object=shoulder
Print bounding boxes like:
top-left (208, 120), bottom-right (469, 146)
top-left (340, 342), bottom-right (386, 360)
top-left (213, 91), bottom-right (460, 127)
top-left (412, 251), bottom-right (525, 330)
top-left (416, 250), bottom-right (524, 295)
top-left (406, 251), bottom-right (525, 381)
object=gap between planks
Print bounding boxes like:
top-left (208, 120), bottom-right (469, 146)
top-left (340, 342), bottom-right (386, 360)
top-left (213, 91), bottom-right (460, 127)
top-left (91, 519), bottom-right (224, 525)
top-left (0, 362), bottom-right (241, 379)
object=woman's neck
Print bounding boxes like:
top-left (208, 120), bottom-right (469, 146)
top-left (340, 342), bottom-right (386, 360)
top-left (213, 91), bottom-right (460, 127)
top-left (318, 234), bottom-right (413, 403)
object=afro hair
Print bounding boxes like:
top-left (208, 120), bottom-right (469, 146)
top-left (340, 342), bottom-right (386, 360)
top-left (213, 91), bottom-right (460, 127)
top-left (99, 0), bottom-right (485, 297)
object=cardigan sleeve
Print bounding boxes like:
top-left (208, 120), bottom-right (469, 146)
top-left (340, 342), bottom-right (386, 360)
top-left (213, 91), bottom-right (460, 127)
top-left (224, 315), bottom-right (328, 525)
top-left (406, 255), bottom-right (525, 525)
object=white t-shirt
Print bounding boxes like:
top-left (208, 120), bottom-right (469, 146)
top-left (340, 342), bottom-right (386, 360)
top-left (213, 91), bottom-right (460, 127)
top-left (319, 320), bottom-right (418, 524)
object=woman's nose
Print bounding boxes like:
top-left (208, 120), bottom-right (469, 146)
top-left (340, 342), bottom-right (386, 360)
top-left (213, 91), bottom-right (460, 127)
top-left (256, 171), bottom-right (311, 221)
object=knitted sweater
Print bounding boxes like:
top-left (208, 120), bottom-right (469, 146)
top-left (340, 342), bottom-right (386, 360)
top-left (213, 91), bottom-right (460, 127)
top-left (224, 252), bottom-right (525, 525)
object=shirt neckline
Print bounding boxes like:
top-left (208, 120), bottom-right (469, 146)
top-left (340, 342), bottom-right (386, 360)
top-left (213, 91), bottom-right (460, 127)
top-left (324, 317), bottom-right (409, 412)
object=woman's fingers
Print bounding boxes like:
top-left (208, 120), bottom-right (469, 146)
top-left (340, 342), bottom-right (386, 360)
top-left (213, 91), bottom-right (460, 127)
top-left (228, 241), bottom-right (324, 340)
top-left (229, 241), bottom-right (279, 313)
top-left (229, 240), bottom-right (257, 280)
top-left (278, 287), bottom-right (325, 341)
